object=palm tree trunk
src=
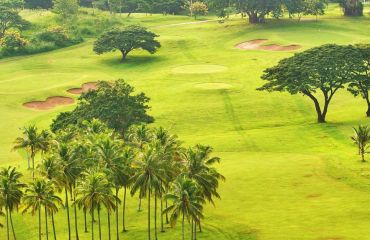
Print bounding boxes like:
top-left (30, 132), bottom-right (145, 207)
top-left (65, 187), bottom-right (71, 240)
top-left (39, 206), bottom-right (42, 240)
top-left (73, 185), bottom-right (79, 240)
top-left (84, 208), bottom-right (88, 233)
top-left (6, 207), bottom-right (10, 240)
top-left (160, 198), bottom-right (164, 232)
top-left (26, 151), bottom-right (30, 169)
top-left (91, 206), bottom-right (94, 240)
top-left (122, 186), bottom-right (127, 232)
top-left (51, 212), bottom-right (57, 240)
top-left (138, 197), bottom-right (142, 212)
top-left (154, 192), bottom-right (158, 240)
top-left (98, 206), bottom-right (102, 240)
top-left (194, 220), bottom-right (197, 240)
top-left (45, 206), bottom-right (49, 240)
top-left (108, 211), bottom-right (111, 240)
top-left (31, 152), bottom-right (35, 180)
top-left (165, 199), bottom-right (169, 224)
top-left (115, 188), bottom-right (119, 240)
top-left (182, 213), bottom-right (185, 240)
top-left (198, 221), bottom-right (202, 233)
top-left (148, 190), bottom-right (151, 240)
top-left (9, 210), bottom-right (16, 240)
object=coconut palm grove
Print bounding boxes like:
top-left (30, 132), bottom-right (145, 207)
top-left (0, 0), bottom-right (369, 239)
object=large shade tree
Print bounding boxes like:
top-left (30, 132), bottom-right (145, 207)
top-left (258, 44), bottom-right (361, 123)
top-left (51, 80), bottom-right (154, 136)
top-left (93, 25), bottom-right (161, 61)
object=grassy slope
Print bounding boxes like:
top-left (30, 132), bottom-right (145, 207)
top-left (0, 5), bottom-right (370, 240)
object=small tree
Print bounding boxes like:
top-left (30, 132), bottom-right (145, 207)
top-left (52, 0), bottom-right (79, 25)
top-left (347, 44), bottom-right (370, 117)
top-left (189, 2), bottom-right (208, 19)
top-left (351, 125), bottom-right (370, 162)
top-left (0, 5), bottom-right (27, 37)
top-left (258, 44), bottom-right (360, 123)
top-left (93, 25), bottom-right (161, 61)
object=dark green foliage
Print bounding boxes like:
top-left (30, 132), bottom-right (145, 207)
top-left (336, 0), bottom-right (363, 16)
top-left (258, 44), bottom-right (361, 123)
top-left (93, 25), bottom-right (161, 60)
top-left (24, 0), bottom-right (53, 9)
top-left (51, 79), bottom-right (154, 135)
top-left (0, 4), bottom-right (29, 37)
top-left (347, 44), bottom-right (370, 116)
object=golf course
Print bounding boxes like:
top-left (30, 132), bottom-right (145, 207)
top-left (0, 1), bottom-right (370, 240)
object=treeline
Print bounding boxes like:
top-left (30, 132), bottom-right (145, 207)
top-left (1, 80), bottom-right (225, 240)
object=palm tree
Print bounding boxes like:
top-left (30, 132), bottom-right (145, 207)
top-left (95, 136), bottom-right (124, 240)
top-left (14, 125), bottom-right (47, 179)
top-left (75, 170), bottom-right (117, 240)
top-left (0, 167), bottom-right (25, 240)
top-left (182, 145), bottom-right (225, 232)
top-left (43, 184), bottom-right (63, 240)
top-left (22, 179), bottom-right (56, 240)
top-left (53, 142), bottom-right (83, 240)
top-left (352, 125), bottom-right (370, 162)
top-left (131, 147), bottom-right (165, 240)
top-left (164, 177), bottom-right (204, 240)
top-left (126, 125), bottom-right (153, 212)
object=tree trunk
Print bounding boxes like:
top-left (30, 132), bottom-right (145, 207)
top-left (160, 198), bottom-right (164, 232)
top-left (31, 151), bottom-right (35, 180)
top-left (98, 207), bottom-right (102, 240)
top-left (84, 209), bottom-right (88, 233)
top-left (194, 220), bottom-right (197, 240)
top-left (304, 92), bottom-right (326, 123)
top-left (361, 145), bottom-right (366, 162)
top-left (65, 188), bottom-right (71, 240)
top-left (181, 213), bottom-right (184, 240)
top-left (198, 220), bottom-right (202, 233)
top-left (91, 206), bottom-right (95, 240)
top-left (39, 206), bottom-right (42, 240)
top-left (122, 186), bottom-right (127, 232)
top-left (73, 185), bottom-right (79, 240)
top-left (108, 211), bottom-right (111, 240)
top-left (26, 151), bottom-right (30, 169)
top-left (366, 98), bottom-right (370, 117)
top-left (148, 190), bottom-right (151, 240)
top-left (9, 210), bottom-right (16, 240)
top-left (165, 199), bottom-right (169, 224)
top-left (154, 192), bottom-right (158, 240)
top-left (6, 207), bottom-right (9, 240)
top-left (45, 206), bottom-right (49, 240)
top-left (115, 188), bottom-right (119, 240)
top-left (120, 50), bottom-right (128, 61)
top-left (248, 12), bottom-right (260, 24)
top-left (52, 212), bottom-right (57, 240)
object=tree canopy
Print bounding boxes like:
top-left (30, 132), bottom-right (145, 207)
top-left (0, 3), bottom-right (28, 37)
top-left (258, 44), bottom-right (360, 123)
top-left (51, 79), bottom-right (154, 135)
top-left (93, 25), bottom-right (161, 61)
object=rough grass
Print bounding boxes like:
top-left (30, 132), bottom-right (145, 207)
top-left (0, 5), bottom-right (369, 240)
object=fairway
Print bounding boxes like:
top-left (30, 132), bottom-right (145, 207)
top-left (1, 6), bottom-right (370, 240)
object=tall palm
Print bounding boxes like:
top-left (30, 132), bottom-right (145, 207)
top-left (22, 179), bottom-right (55, 240)
top-left (95, 136), bottom-right (124, 240)
top-left (152, 127), bottom-right (182, 231)
top-left (43, 184), bottom-right (63, 240)
top-left (53, 142), bottom-right (83, 240)
top-left (164, 177), bottom-right (204, 240)
top-left (127, 124), bottom-right (154, 212)
top-left (14, 125), bottom-right (47, 179)
top-left (182, 145), bottom-right (225, 232)
top-left (75, 170), bottom-right (117, 240)
top-left (131, 147), bottom-right (165, 240)
top-left (351, 125), bottom-right (370, 162)
top-left (0, 167), bottom-right (25, 240)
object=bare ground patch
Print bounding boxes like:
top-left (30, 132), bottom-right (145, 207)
top-left (235, 39), bottom-right (301, 51)
top-left (67, 82), bottom-right (98, 94)
top-left (23, 96), bottom-right (74, 110)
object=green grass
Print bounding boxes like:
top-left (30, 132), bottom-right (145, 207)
top-left (0, 5), bottom-right (370, 240)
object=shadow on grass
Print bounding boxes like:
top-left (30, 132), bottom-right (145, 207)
top-left (99, 55), bottom-right (167, 69)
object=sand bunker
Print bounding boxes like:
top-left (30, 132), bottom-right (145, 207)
top-left (172, 64), bottom-right (228, 74)
top-left (23, 96), bottom-right (74, 110)
top-left (195, 83), bottom-right (233, 90)
top-left (67, 82), bottom-right (98, 94)
top-left (236, 39), bottom-right (301, 51)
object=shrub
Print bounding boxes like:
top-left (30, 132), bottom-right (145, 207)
top-left (36, 26), bottom-right (70, 47)
top-left (0, 30), bottom-right (28, 54)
